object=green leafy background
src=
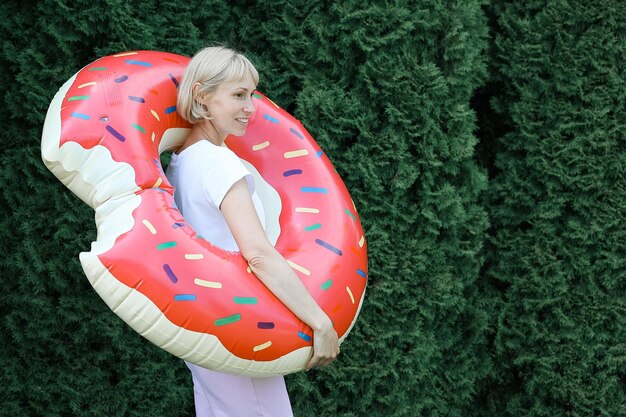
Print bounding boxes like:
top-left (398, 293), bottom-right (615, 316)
top-left (1, 1), bottom-right (623, 416)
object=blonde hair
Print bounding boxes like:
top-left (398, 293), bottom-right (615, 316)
top-left (177, 46), bottom-right (259, 123)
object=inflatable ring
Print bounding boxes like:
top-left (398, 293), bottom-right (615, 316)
top-left (41, 51), bottom-right (367, 376)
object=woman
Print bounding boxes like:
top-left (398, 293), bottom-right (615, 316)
top-left (166, 46), bottom-right (339, 417)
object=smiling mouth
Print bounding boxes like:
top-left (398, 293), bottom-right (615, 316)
top-left (236, 118), bottom-right (249, 126)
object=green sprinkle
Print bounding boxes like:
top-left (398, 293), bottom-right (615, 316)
top-left (132, 123), bottom-right (146, 133)
top-left (321, 279), bottom-right (333, 290)
top-left (67, 95), bottom-right (90, 101)
top-left (252, 93), bottom-right (263, 99)
top-left (88, 67), bottom-right (107, 71)
top-left (215, 314), bottom-right (241, 326)
top-left (344, 209), bottom-right (357, 221)
top-left (233, 297), bottom-right (258, 305)
top-left (157, 241), bottom-right (177, 250)
top-left (304, 223), bottom-right (322, 231)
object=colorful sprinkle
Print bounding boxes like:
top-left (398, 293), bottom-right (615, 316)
top-left (163, 264), bottom-right (178, 283)
top-left (157, 241), bottom-right (176, 250)
top-left (321, 279), bottom-right (333, 290)
top-left (253, 341), bottom-right (273, 352)
top-left (287, 260), bottom-right (311, 276)
top-left (289, 128), bottom-right (304, 139)
top-left (105, 125), bottom-right (125, 142)
top-left (88, 67), bottom-right (107, 71)
top-left (233, 297), bottom-right (258, 305)
top-left (215, 314), bottom-right (241, 326)
top-left (114, 75), bottom-right (128, 83)
top-left (315, 239), bottom-right (343, 256)
top-left (357, 269), bottom-right (367, 278)
top-left (297, 332), bottom-right (312, 342)
top-left (172, 222), bottom-right (185, 229)
top-left (263, 114), bottom-right (279, 124)
top-left (126, 59), bottom-right (152, 67)
top-left (165, 106), bottom-right (176, 114)
top-left (252, 93), bottom-right (263, 99)
top-left (153, 177), bottom-right (163, 188)
top-left (345, 209), bottom-right (357, 221)
top-left (142, 219), bottom-right (157, 234)
top-left (346, 286), bottom-right (355, 304)
top-left (295, 207), bottom-right (320, 214)
top-left (77, 82), bottom-right (96, 89)
top-left (132, 123), bottom-right (146, 133)
top-left (150, 109), bottom-right (160, 121)
top-left (67, 95), bottom-right (89, 101)
top-left (174, 294), bottom-right (196, 301)
top-left (169, 73), bottom-right (179, 89)
top-left (284, 150), bottom-right (308, 159)
top-left (252, 141), bottom-right (270, 151)
top-left (70, 112), bottom-right (90, 120)
top-left (283, 169), bottom-right (302, 177)
top-left (128, 96), bottom-right (145, 103)
top-left (304, 224), bottom-right (322, 231)
top-left (194, 278), bottom-right (222, 289)
top-left (257, 322), bottom-right (275, 329)
top-left (359, 236), bottom-right (365, 248)
top-left (185, 254), bottom-right (204, 260)
top-left (151, 132), bottom-right (156, 142)
top-left (301, 187), bottom-right (328, 194)
top-left (316, 150), bottom-right (324, 158)
top-left (114, 52), bottom-right (138, 57)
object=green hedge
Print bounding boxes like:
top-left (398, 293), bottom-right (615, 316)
top-left (1, 1), bottom-right (623, 416)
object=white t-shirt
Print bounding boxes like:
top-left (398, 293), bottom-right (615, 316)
top-left (166, 140), bottom-right (265, 251)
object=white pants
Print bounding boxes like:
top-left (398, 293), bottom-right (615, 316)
top-left (186, 361), bottom-right (294, 417)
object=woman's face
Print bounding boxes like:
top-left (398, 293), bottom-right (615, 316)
top-left (203, 72), bottom-right (257, 141)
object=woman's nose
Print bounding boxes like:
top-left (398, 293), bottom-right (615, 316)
top-left (244, 97), bottom-right (256, 114)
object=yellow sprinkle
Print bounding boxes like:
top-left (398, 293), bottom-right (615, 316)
top-left (346, 286), bottom-right (355, 304)
top-left (194, 278), bottom-right (222, 289)
top-left (295, 207), bottom-right (320, 214)
top-left (151, 132), bottom-right (155, 142)
top-left (253, 341), bottom-right (272, 352)
top-left (284, 149), bottom-right (308, 159)
top-left (287, 260), bottom-right (310, 276)
top-left (359, 236), bottom-right (365, 248)
top-left (150, 109), bottom-right (160, 121)
top-left (77, 82), bottom-right (96, 89)
top-left (153, 177), bottom-right (163, 188)
top-left (142, 220), bottom-right (157, 235)
top-left (185, 254), bottom-right (204, 260)
top-left (113, 52), bottom-right (139, 57)
top-left (246, 266), bottom-right (252, 274)
top-left (266, 97), bottom-right (280, 108)
top-left (252, 141), bottom-right (270, 151)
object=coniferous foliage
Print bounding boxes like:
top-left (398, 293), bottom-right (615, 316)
top-left (476, 2), bottom-right (626, 417)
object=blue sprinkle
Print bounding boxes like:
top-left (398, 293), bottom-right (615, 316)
top-left (169, 73), bottom-right (179, 89)
top-left (297, 332), bottom-right (312, 342)
top-left (283, 169), bottom-right (303, 177)
top-left (356, 269), bottom-right (367, 278)
top-left (70, 112), bottom-right (90, 120)
top-left (165, 106), bottom-right (176, 114)
top-left (125, 59), bottom-right (152, 67)
top-left (289, 128), bottom-right (304, 139)
top-left (263, 114), bottom-right (279, 124)
top-left (128, 96), bottom-right (145, 103)
top-left (301, 187), bottom-right (328, 194)
top-left (172, 222), bottom-right (185, 229)
top-left (114, 75), bottom-right (128, 83)
top-left (315, 239), bottom-right (343, 256)
top-left (316, 150), bottom-right (324, 158)
top-left (105, 125), bottom-right (125, 142)
top-left (174, 294), bottom-right (196, 301)
top-left (163, 264), bottom-right (178, 283)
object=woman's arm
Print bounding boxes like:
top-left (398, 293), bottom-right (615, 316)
top-left (220, 178), bottom-right (339, 369)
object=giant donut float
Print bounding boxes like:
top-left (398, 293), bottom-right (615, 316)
top-left (41, 51), bottom-right (367, 376)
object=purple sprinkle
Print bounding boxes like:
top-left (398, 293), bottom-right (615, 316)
top-left (172, 222), bottom-right (185, 229)
top-left (163, 264), bottom-right (178, 283)
top-left (289, 128), bottom-right (304, 139)
top-left (315, 239), bottom-right (343, 256)
top-left (169, 73), bottom-right (179, 89)
top-left (128, 96), bottom-right (145, 103)
top-left (105, 125), bottom-right (125, 142)
top-left (257, 322), bottom-right (275, 329)
top-left (283, 169), bottom-right (303, 177)
top-left (114, 75), bottom-right (128, 83)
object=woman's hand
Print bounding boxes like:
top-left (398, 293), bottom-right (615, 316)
top-left (306, 320), bottom-right (340, 370)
